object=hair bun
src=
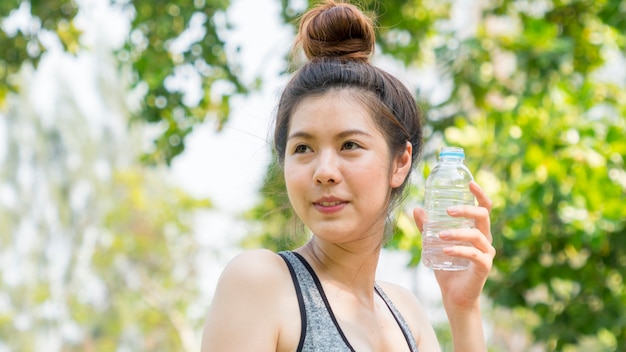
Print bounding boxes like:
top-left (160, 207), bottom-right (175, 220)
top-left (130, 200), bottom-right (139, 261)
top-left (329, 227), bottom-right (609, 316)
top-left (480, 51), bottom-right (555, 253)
top-left (297, 0), bottom-right (375, 62)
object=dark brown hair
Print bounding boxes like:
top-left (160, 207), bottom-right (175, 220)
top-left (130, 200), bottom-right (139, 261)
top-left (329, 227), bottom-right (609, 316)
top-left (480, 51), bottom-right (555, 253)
top-left (274, 0), bottom-right (423, 206)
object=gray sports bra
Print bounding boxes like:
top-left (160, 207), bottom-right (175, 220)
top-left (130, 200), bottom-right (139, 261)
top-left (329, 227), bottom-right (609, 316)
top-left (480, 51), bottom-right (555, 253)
top-left (279, 251), bottom-right (419, 352)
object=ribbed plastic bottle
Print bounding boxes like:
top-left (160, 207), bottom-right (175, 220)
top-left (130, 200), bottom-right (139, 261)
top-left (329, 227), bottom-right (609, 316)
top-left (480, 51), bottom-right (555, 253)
top-left (422, 147), bottom-right (476, 271)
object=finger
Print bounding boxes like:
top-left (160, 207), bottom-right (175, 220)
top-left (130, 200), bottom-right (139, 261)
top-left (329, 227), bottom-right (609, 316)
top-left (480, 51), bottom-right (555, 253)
top-left (412, 207), bottom-right (427, 233)
top-left (440, 228), bottom-right (495, 255)
top-left (469, 181), bottom-right (492, 212)
top-left (446, 205), bottom-right (492, 243)
top-left (442, 244), bottom-right (495, 272)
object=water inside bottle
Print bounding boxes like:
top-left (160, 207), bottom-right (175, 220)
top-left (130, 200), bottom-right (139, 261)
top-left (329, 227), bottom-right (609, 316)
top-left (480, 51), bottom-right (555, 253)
top-left (422, 218), bottom-right (474, 271)
top-left (422, 236), bottom-right (471, 271)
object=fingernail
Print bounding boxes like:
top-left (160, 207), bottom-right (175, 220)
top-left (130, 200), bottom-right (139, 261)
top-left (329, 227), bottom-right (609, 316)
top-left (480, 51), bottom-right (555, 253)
top-left (439, 231), bottom-right (451, 239)
top-left (447, 206), bottom-right (461, 215)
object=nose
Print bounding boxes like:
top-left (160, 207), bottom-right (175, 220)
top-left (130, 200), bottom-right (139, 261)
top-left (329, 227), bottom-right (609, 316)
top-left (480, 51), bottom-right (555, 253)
top-left (313, 150), bottom-right (341, 185)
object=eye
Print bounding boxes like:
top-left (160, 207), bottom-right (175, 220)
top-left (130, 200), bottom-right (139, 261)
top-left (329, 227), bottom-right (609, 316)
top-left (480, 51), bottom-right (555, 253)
top-left (342, 141), bottom-right (361, 150)
top-left (294, 144), bottom-right (311, 154)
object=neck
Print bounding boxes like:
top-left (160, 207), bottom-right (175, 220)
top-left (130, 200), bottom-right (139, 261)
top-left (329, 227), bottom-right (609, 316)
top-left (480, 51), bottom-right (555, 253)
top-left (298, 236), bottom-right (383, 297)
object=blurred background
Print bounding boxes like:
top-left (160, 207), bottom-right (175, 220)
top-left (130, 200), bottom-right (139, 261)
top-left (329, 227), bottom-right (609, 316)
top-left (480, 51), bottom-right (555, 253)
top-left (1, 0), bottom-right (625, 350)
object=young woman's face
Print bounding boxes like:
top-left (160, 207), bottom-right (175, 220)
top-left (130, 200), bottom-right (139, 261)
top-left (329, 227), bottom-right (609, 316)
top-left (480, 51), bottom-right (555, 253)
top-left (284, 90), bottom-right (409, 244)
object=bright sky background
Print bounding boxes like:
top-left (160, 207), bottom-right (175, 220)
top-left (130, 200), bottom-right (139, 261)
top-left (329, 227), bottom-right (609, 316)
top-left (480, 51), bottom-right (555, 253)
top-left (168, 0), bottom-right (294, 299)
top-left (171, 0), bottom-right (288, 213)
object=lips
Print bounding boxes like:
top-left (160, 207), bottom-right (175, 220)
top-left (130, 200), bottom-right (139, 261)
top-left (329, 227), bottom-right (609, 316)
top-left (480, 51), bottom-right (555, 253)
top-left (313, 197), bottom-right (347, 214)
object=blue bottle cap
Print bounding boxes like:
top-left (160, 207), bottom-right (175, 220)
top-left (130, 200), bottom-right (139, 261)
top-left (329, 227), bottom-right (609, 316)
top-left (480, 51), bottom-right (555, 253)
top-left (439, 147), bottom-right (465, 158)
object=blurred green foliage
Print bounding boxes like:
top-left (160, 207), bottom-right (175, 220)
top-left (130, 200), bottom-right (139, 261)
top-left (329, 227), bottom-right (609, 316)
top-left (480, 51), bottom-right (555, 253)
top-left (0, 0), bottom-right (246, 165)
top-left (247, 0), bottom-right (626, 350)
top-left (126, 0), bottom-right (246, 164)
top-left (91, 169), bottom-right (211, 351)
top-left (0, 0), bottom-right (237, 350)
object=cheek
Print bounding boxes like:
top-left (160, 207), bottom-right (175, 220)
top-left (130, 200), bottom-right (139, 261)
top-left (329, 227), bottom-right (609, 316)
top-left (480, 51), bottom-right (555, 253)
top-left (349, 157), bottom-right (393, 183)
top-left (346, 164), bottom-right (391, 195)
top-left (283, 163), bottom-right (308, 196)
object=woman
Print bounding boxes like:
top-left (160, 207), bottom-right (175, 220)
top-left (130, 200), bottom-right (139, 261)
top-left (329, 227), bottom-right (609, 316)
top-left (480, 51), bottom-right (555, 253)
top-left (202, 1), bottom-right (495, 351)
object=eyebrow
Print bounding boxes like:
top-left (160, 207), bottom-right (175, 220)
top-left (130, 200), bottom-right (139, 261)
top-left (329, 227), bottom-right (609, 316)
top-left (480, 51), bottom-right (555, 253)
top-left (287, 129), bottom-right (373, 141)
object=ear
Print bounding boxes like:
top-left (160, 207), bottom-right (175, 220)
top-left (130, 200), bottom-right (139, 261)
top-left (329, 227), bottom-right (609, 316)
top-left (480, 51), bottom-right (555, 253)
top-left (391, 141), bottom-right (412, 188)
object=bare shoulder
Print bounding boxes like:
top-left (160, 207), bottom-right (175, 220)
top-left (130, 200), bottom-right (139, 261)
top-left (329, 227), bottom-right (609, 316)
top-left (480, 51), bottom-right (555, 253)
top-left (220, 249), bottom-right (289, 283)
top-left (210, 249), bottom-right (293, 303)
top-left (202, 249), bottom-right (294, 351)
top-left (377, 281), bottom-right (441, 352)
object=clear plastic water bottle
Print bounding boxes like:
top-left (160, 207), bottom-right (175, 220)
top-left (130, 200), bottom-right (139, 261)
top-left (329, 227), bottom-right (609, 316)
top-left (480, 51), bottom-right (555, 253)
top-left (422, 147), bottom-right (476, 271)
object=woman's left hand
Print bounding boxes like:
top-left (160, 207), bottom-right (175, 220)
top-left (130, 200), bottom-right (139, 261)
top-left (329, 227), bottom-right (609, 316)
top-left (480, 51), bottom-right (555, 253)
top-left (413, 181), bottom-right (496, 310)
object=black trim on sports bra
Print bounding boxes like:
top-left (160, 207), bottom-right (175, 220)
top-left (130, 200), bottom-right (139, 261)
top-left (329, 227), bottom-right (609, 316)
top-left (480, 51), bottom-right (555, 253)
top-left (374, 284), bottom-right (419, 352)
top-left (292, 252), bottom-right (356, 352)
top-left (278, 252), bottom-right (307, 351)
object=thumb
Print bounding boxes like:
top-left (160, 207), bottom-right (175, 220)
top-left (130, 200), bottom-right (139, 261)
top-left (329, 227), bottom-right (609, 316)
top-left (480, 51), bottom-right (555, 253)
top-left (412, 207), bottom-right (427, 233)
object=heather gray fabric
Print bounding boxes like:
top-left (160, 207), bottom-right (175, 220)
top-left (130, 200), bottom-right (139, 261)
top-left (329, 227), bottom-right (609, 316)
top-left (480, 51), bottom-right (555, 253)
top-left (279, 251), bottom-right (419, 352)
